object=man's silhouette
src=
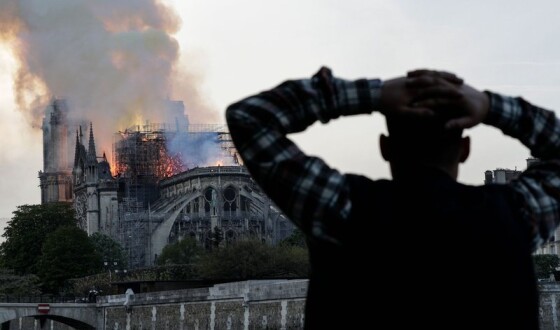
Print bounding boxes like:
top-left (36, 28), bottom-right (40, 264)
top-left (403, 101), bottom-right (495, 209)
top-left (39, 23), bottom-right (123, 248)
top-left (225, 67), bottom-right (560, 329)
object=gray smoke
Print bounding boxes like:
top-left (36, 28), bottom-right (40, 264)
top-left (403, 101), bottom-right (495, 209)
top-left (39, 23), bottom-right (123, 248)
top-left (0, 0), bottom-right (217, 156)
top-left (167, 131), bottom-right (237, 170)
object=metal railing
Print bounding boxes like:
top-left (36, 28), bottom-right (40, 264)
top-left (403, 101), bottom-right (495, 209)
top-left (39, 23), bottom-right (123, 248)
top-left (0, 295), bottom-right (92, 303)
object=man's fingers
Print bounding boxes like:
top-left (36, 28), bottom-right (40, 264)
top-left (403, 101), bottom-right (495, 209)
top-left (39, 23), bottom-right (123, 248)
top-left (407, 69), bottom-right (463, 85)
top-left (412, 87), bottom-right (463, 102)
top-left (406, 77), bottom-right (461, 94)
top-left (411, 99), bottom-right (450, 109)
top-left (434, 71), bottom-right (463, 85)
top-left (445, 117), bottom-right (475, 130)
top-left (407, 69), bottom-right (433, 77)
top-left (406, 76), bottom-right (439, 88)
top-left (399, 106), bottom-right (435, 117)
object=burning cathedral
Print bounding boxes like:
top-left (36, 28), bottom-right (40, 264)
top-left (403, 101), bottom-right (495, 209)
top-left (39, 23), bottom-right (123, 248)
top-left (39, 98), bottom-right (295, 268)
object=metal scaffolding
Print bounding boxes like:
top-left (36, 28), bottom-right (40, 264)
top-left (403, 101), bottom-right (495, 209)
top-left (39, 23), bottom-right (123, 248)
top-left (110, 122), bottom-right (239, 268)
top-left (113, 124), bottom-right (185, 181)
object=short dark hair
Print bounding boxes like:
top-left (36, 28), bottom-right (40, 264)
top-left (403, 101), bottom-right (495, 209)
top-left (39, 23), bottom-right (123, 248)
top-left (385, 115), bottom-right (464, 166)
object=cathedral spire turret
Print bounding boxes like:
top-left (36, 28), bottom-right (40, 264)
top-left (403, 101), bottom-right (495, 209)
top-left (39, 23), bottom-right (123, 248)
top-left (74, 129), bottom-right (80, 167)
top-left (88, 122), bottom-right (97, 161)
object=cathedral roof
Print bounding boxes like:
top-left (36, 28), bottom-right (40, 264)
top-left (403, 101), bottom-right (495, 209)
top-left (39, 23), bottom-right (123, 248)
top-left (87, 122), bottom-right (97, 163)
top-left (73, 127), bottom-right (88, 168)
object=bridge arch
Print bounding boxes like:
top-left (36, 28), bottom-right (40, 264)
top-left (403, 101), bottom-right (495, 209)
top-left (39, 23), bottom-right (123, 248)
top-left (0, 303), bottom-right (97, 329)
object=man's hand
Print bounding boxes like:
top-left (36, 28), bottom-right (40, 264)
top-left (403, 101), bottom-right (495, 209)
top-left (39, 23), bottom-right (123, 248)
top-left (407, 70), bottom-right (490, 129)
top-left (380, 71), bottom-right (463, 118)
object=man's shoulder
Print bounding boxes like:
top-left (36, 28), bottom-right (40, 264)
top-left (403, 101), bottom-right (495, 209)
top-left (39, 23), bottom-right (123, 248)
top-left (346, 172), bottom-right (517, 191)
top-left (344, 172), bottom-right (520, 208)
top-left (345, 173), bottom-right (391, 187)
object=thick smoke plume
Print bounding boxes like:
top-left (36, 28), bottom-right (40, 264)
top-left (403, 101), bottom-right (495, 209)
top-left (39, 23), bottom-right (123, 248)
top-left (0, 0), bottom-right (218, 158)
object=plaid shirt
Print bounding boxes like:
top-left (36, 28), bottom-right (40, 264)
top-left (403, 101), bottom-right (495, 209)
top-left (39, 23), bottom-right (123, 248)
top-left (225, 67), bottom-right (560, 251)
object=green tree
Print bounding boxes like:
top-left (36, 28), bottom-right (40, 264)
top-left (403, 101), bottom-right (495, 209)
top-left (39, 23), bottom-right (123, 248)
top-left (198, 239), bottom-right (272, 279)
top-left (0, 203), bottom-right (76, 274)
top-left (197, 239), bottom-right (309, 280)
top-left (157, 237), bottom-right (204, 266)
top-left (38, 226), bottom-right (102, 293)
top-left (533, 254), bottom-right (560, 279)
top-left (90, 232), bottom-right (127, 269)
top-left (0, 269), bottom-right (41, 295)
top-left (280, 228), bottom-right (307, 248)
top-left (212, 226), bottom-right (224, 248)
top-left (274, 244), bottom-right (309, 277)
top-left (204, 226), bottom-right (224, 250)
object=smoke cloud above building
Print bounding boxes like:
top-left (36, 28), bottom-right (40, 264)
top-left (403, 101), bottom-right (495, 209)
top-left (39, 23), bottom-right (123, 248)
top-left (0, 0), bottom-right (217, 156)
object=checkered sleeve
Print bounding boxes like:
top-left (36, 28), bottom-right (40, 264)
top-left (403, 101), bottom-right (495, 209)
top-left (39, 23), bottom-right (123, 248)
top-left (225, 67), bottom-right (382, 243)
top-left (485, 92), bottom-right (560, 251)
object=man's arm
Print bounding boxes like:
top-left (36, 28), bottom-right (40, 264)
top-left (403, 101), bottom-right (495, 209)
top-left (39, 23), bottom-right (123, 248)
top-left (485, 93), bottom-right (560, 251)
top-left (226, 67), bottom-right (461, 243)
top-left (412, 79), bottom-right (560, 251)
top-left (225, 67), bottom-right (383, 243)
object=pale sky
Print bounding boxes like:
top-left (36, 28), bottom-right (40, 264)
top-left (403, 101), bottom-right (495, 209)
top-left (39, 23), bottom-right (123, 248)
top-left (1, 0), bottom-right (560, 224)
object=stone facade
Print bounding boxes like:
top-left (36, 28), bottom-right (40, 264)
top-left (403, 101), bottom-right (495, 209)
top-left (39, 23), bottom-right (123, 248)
top-left (73, 123), bottom-right (118, 235)
top-left (538, 282), bottom-right (560, 329)
top-left (149, 166), bottom-right (294, 265)
top-left (39, 99), bottom-right (85, 204)
top-left (97, 279), bottom-right (307, 330)
top-left (41, 99), bottom-right (294, 268)
top-left (11, 280), bottom-right (560, 329)
top-left (8, 318), bottom-right (75, 330)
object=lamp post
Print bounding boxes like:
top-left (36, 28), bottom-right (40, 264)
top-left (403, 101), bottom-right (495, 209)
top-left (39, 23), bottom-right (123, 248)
top-left (128, 234), bottom-right (132, 269)
top-left (114, 268), bottom-right (128, 281)
top-left (104, 260), bottom-right (119, 282)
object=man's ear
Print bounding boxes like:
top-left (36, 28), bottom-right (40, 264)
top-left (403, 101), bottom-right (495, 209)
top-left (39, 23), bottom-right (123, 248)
top-left (459, 136), bottom-right (470, 163)
top-left (380, 134), bottom-right (391, 161)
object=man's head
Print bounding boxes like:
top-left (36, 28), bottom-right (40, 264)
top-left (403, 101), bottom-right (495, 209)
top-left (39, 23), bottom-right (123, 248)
top-left (380, 114), bottom-right (470, 179)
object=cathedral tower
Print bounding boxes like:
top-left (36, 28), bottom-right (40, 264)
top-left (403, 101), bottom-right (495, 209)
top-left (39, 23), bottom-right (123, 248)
top-left (73, 123), bottom-right (118, 235)
top-left (38, 99), bottom-right (74, 203)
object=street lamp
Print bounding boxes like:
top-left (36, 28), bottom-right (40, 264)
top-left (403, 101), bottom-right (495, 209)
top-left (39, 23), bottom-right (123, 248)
top-left (114, 268), bottom-right (128, 281)
top-left (104, 260), bottom-right (119, 282)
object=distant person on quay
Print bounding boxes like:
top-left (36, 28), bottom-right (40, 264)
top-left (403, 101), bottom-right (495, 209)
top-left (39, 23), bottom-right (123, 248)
top-left (225, 67), bottom-right (560, 329)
